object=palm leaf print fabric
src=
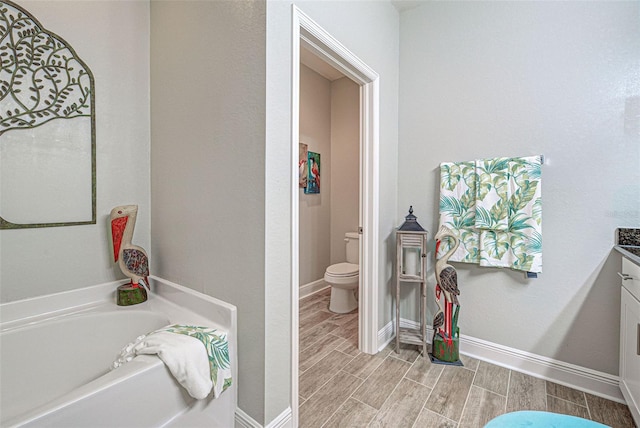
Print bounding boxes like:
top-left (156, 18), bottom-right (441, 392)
top-left (161, 324), bottom-right (232, 398)
top-left (438, 156), bottom-right (542, 273)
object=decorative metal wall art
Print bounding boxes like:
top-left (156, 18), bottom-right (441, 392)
top-left (0, 0), bottom-right (96, 229)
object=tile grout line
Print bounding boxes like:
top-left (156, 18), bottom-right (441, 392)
top-left (407, 353), bottom-right (426, 428)
top-left (299, 335), bottom-right (348, 373)
top-left (548, 394), bottom-right (590, 410)
top-left (299, 363), bottom-right (352, 403)
top-left (403, 375), bottom-right (434, 428)
top-left (298, 320), bottom-right (346, 373)
top-left (298, 351), bottom-right (357, 401)
top-left (458, 359), bottom-right (481, 425)
top-left (299, 324), bottom-right (340, 354)
top-left (367, 353), bottom-right (416, 425)
top-left (318, 334), bottom-right (388, 427)
top-left (299, 297), bottom-right (358, 408)
top-left (317, 370), bottom-right (359, 428)
top-left (420, 355), bottom-right (449, 423)
top-left (505, 369), bottom-right (511, 415)
top-left (328, 358), bottom-right (386, 427)
top-left (583, 391), bottom-right (593, 421)
top-left (544, 376), bottom-right (548, 413)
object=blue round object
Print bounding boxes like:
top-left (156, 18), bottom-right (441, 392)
top-left (485, 411), bottom-right (609, 428)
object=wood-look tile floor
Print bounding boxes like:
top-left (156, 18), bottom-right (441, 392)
top-left (298, 288), bottom-right (636, 428)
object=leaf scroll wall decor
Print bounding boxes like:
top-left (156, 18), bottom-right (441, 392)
top-left (0, 0), bottom-right (96, 229)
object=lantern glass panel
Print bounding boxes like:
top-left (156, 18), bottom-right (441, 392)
top-left (402, 247), bottom-right (421, 276)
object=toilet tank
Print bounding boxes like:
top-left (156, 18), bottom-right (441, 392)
top-left (345, 232), bottom-right (360, 264)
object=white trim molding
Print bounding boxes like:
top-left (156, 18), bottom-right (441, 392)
top-left (291, 8), bottom-right (301, 427)
top-left (299, 279), bottom-right (328, 299)
top-left (235, 409), bottom-right (260, 428)
top-left (235, 407), bottom-right (292, 428)
top-left (266, 407), bottom-right (293, 428)
top-left (291, 5), bottom-right (381, 427)
top-left (378, 319), bottom-right (624, 404)
top-left (292, 5), bottom-right (380, 357)
top-left (460, 334), bottom-right (624, 404)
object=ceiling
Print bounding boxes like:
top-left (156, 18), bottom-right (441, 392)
top-left (300, 46), bottom-right (346, 82)
top-left (390, 0), bottom-right (424, 13)
top-left (300, 1), bottom-right (425, 81)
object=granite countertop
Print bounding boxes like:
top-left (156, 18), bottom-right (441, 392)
top-left (615, 228), bottom-right (640, 266)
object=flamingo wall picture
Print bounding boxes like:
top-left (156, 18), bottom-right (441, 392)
top-left (431, 225), bottom-right (462, 364)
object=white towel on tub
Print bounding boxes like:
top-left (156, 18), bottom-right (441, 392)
top-left (112, 324), bottom-right (232, 400)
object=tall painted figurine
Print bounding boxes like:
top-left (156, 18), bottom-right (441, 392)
top-left (432, 226), bottom-right (461, 363)
top-left (110, 205), bottom-right (149, 306)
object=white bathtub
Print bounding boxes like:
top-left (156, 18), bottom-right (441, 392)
top-left (0, 276), bottom-right (237, 428)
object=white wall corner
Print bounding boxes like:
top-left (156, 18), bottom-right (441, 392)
top-left (235, 408), bottom-right (261, 428)
top-left (266, 407), bottom-right (293, 428)
top-left (378, 319), bottom-right (623, 404)
top-left (235, 407), bottom-right (292, 428)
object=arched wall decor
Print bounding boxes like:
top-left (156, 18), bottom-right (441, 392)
top-left (0, 0), bottom-right (96, 229)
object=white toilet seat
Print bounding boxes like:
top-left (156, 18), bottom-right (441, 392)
top-left (324, 263), bottom-right (359, 287)
top-left (324, 273), bottom-right (359, 286)
top-left (325, 262), bottom-right (358, 277)
top-left (325, 262), bottom-right (358, 313)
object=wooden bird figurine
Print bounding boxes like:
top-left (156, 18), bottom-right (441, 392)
top-left (434, 226), bottom-right (461, 341)
top-left (110, 205), bottom-right (149, 305)
top-left (435, 226), bottom-right (460, 304)
top-left (432, 307), bottom-right (444, 340)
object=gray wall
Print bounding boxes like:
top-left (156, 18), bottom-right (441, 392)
top-left (266, 1), bottom-right (399, 422)
top-left (150, 1), bottom-right (268, 423)
top-left (330, 77), bottom-right (360, 265)
top-left (299, 65), bottom-right (332, 286)
top-left (398, 1), bottom-right (640, 375)
top-left (1, 0), bottom-right (151, 302)
top-left (278, 0), bottom-right (401, 332)
top-left (299, 66), bottom-right (360, 288)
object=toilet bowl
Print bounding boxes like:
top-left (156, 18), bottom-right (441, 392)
top-left (325, 232), bottom-right (359, 313)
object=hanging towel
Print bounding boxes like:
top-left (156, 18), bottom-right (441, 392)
top-left (502, 155), bottom-right (542, 273)
top-left (474, 157), bottom-right (512, 269)
top-left (474, 157), bottom-right (511, 231)
top-left (438, 155), bottom-right (543, 273)
top-left (438, 161), bottom-right (480, 263)
top-left (112, 324), bottom-right (232, 399)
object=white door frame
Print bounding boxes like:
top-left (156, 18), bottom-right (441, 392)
top-left (291, 5), bottom-right (379, 425)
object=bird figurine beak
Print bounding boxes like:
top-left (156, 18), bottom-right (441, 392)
top-left (111, 216), bottom-right (128, 262)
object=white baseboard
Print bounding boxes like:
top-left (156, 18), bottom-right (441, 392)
top-left (379, 318), bottom-right (624, 404)
top-left (377, 317), bottom-right (414, 351)
top-left (235, 408), bottom-right (259, 428)
top-left (460, 333), bottom-right (624, 403)
top-left (266, 408), bottom-right (292, 428)
top-left (299, 279), bottom-right (328, 299)
top-left (235, 407), bottom-right (292, 428)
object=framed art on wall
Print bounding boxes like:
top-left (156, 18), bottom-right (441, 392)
top-left (299, 143), bottom-right (308, 188)
top-left (305, 151), bottom-right (320, 194)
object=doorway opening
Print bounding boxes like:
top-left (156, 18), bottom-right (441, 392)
top-left (291, 6), bottom-right (380, 426)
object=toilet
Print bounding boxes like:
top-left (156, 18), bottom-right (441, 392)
top-left (324, 232), bottom-right (359, 313)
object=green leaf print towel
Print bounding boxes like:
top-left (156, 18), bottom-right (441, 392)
top-left (160, 324), bottom-right (233, 398)
top-left (115, 324), bottom-right (233, 399)
top-left (438, 155), bottom-right (542, 273)
top-left (475, 157), bottom-right (511, 231)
